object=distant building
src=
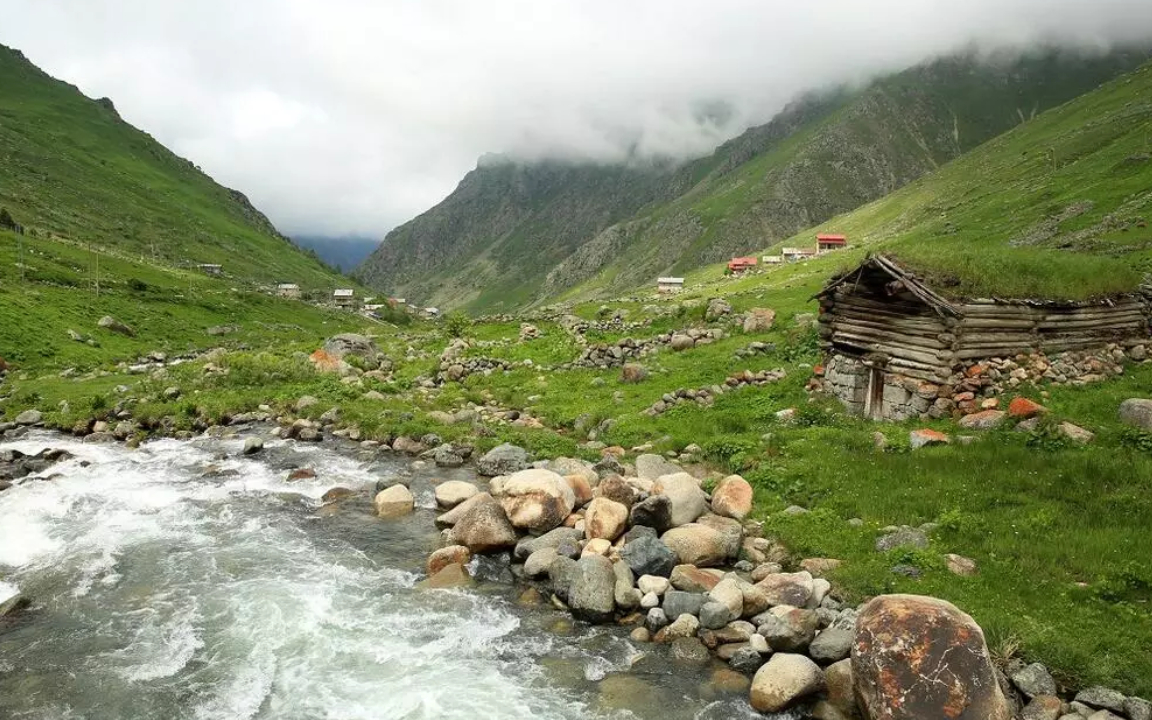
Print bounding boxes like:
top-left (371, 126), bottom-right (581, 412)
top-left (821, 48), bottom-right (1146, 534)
top-left (728, 256), bottom-right (758, 274)
top-left (197, 263), bottom-right (223, 276)
top-left (762, 255), bottom-right (783, 265)
top-left (816, 233), bottom-right (848, 253)
top-left (333, 288), bottom-right (355, 307)
top-left (657, 277), bottom-right (685, 294)
top-left (782, 247), bottom-right (817, 263)
top-left (276, 283), bottom-right (301, 299)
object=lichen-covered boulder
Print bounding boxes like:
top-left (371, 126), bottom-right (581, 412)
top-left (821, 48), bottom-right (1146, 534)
top-left (499, 468), bottom-right (576, 533)
top-left (447, 494), bottom-right (519, 553)
top-left (852, 594), bottom-right (1012, 720)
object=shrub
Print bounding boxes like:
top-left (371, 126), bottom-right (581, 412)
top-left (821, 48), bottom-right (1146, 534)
top-left (444, 311), bottom-right (470, 338)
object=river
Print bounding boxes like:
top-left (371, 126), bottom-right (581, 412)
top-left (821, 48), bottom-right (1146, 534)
top-left (0, 431), bottom-right (772, 720)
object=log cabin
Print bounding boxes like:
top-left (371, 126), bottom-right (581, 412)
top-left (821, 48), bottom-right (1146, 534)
top-left (816, 255), bottom-right (1151, 420)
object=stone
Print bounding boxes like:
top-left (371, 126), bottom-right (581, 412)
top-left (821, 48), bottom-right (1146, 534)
top-left (598, 475), bottom-right (639, 508)
top-left (852, 594), bottom-right (1012, 720)
top-left (1119, 399), bottom-right (1152, 431)
top-left (548, 556), bottom-right (579, 602)
top-left (755, 571), bottom-right (815, 608)
top-left (824, 659), bottom-right (857, 718)
top-left (1021, 696), bottom-right (1063, 720)
top-left (945, 553), bottom-right (978, 576)
top-left (321, 487), bottom-right (354, 503)
top-left (448, 494), bottom-right (519, 553)
top-left (513, 527), bottom-right (583, 561)
top-left (748, 633), bottom-right (770, 654)
top-left (656, 613), bottom-right (700, 642)
top-left (629, 495), bottom-right (674, 533)
top-left (423, 563), bottom-right (472, 589)
top-left (708, 578), bottom-right (746, 619)
top-left (743, 308), bottom-right (777, 333)
top-left (427, 545), bottom-right (471, 576)
top-left (699, 600), bottom-right (734, 629)
top-left (499, 469), bottom-right (576, 533)
top-left (711, 474), bottom-right (753, 520)
top-left (584, 497), bottom-right (628, 541)
top-left (524, 547), bottom-right (560, 578)
top-left (581, 538), bottom-right (612, 557)
top-left (640, 591), bottom-right (659, 609)
top-left (1125, 698), bottom-right (1152, 720)
top-left (432, 444), bottom-right (466, 468)
top-left (436, 491), bottom-right (489, 526)
top-left (14, 409), bottom-right (42, 426)
top-left (322, 333), bottom-right (386, 369)
top-left (1074, 687), bottom-right (1127, 713)
top-left (705, 297), bottom-right (732, 322)
top-left (800, 558), bottom-right (843, 577)
top-left (645, 607), bottom-right (669, 633)
top-left (875, 527), bottom-right (928, 553)
top-left (569, 555), bottom-right (617, 622)
top-left (662, 589), bottom-right (705, 620)
top-left (621, 535), bottom-right (678, 578)
top-left (620, 363), bottom-right (648, 383)
top-left (749, 653), bottom-right (825, 713)
top-left (434, 480), bottom-right (479, 509)
top-left (630, 627), bottom-right (651, 642)
top-left (909, 429), bottom-right (950, 449)
top-left (670, 333), bottom-right (696, 351)
top-left (613, 560), bottom-right (641, 610)
top-left (287, 468), bottom-right (316, 481)
top-left (374, 485), bottom-right (414, 518)
top-left (958, 410), bottom-right (1007, 430)
top-left (564, 474), bottom-right (593, 507)
top-left (1059, 422), bottom-right (1095, 444)
top-left (637, 574), bottom-right (670, 596)
top-left (635, 453), bottom-right (681, 480)
top-left (1009, 397), bottom-right (1048, 419)
top-left (476, 443), bottom-right (529, 476)
top-left (729, 646), bottom-right (765, 674)
top-left (97, 315), bottom-right (135, 336)
top-left (671, 636), bottom-right (710, 663)
top-left (809, 627), bottom-right (853, 664)
top-left (710, 667), bottom-right (752, 694)
top-left (652, 472), bottom-right (708, 527)
top-left (670, 564), bottom-right (723, 592)
top-left (241, 436), bottom-right (264, 455)
top-left (661, 523), bottom-right (728, 567)
top-left (757, 606), bottom-right (819, 652)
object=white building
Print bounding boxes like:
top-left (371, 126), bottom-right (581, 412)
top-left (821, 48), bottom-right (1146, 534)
top-left (657, 277), bottom-right (685, 294)
top-left (276, 283), bottom-right (301, 299)
top-left (333, 288), bottom-right (355, 307)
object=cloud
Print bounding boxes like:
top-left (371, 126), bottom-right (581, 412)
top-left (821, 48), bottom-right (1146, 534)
top-left (2, 0), bottom-right (1152, 238)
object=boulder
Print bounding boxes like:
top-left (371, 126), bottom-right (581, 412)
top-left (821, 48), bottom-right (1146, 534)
top-left (564, 475), bottom-right (593, 508)
top-left (1008, 397), bottom-right (1048, 419)
top-left (621, 535), bottom-right (678, 577)
top-left (662, 589), bottom-right (705, 619)
top-left (661, 524), bottom-right (728, 567)
top-left (743, 308), bottom-right (776, 333)
top-left (875, 527), bottom-right (928, 553)
top-left (823, 659), bottom-right (858, 719)
top-left (711, 474), bottom-right (754, 520)
top-left (14, 409), bottom-right (42, 426)
top-left (569, 555), bottom-right (616, 622)
top-left (1011, 663), bottom-right (1057, 699)
top-left (1074, 687), bottom-right (1127, 714)
top-left (635, 453), bottom-right (681, 480)
top-left (758, 606), bottom-right (819, 652)
top-left (945, 553), bottom-right (978, 577)
top-left (427, 545), bottom-right (472, 576)
top-left (670, 334), bottom-right (696, 351)
top-left (242, 436), bottom-right (264, 455)
top-left (749, 653), bottom-right (825, 713)
top-left (705, 297), bottom-right (732, 322)
top-left (524, 547), bottom-right (559, 577)
top-left (423, 563), bottom-right (472, 589)
top-left (729, 646), bottom-right (765, 674)
top-left (598, 475), bottom-right (639, 508)
top-left (1021, 696), bottom-right (1063, 720)
top-left (548, 556), bottom-right (579, 602)
top-left (436, 491), bottom-right (490, 526)
top-left (656, 612), bottom-right (701, 643)
top-left (637, 575), bottom-right (670, 596)
top-left (513, 526), bottom-right (583, 561)
top-left (321, 487), bottom-right (354, 503)
top-left (755, 571), bottom-right (815, 608)
top-left (852, 594), bottom-right (1012, 720)
top-left (958, 410), bottom-right (1007, 430)
top-left (476, 443), bottom-right (529, 476)
top-left (97, 315), bottom-right (135, 336)
top-left (670, 564), bottom-right (723, 593)
top-left (374, 485), bottom-right (414, 518)
top-left (652, 472), bottom-right (708, 527)
top-left (629, 495), bottom-right (674, 533)
top-left (909, 429), bottom-right (950, 449)
top-left (809, 627), bottom-right (854, 664)
top-left (499, 469), bottom-right (576, 533)
top-left (620, 363), bottom-right (648, 383)
top-left (1059, 422), bottom-right (1095, 444)
top-left (322, 333), bottom-right (386, 369)
top-left (1119, 399), bottom-right (1152, 431)
top-left (695, 513), bottom-right (743, 559)
top-left (435, 480), bottom-right (479, 509)
top-left (584, 497), bottom-right (629, 541)
top-left (613, 560), bottom-right (641, 610)
top-left (448, 494), bottom-right (519, 553)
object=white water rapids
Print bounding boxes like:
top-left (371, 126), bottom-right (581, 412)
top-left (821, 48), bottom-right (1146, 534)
top-left (0, 432), bottom-right (771, 720)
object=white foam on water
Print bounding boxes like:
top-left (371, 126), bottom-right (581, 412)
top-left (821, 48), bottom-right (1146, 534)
top-left (0, 433), bottom-right (615, 720)
top-left (0, 580), bottom-right (18, 604)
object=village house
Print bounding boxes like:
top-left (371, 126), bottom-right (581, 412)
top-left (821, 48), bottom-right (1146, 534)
top-left (816, 255), bottom-right (1151, 420)
top-left (782, 247), bottom-right (817, 262)
top-left (657, 277), bottom-right (685, 294)
top-left (728, 256), bottom-right (758, 274)
top-left (196, 263), bottom-right (223, 276)
top-left (816, 233), bottom-right (848, 253)
top-left (276, 283), bottom-right (301, 299)
top-left (761, 255), bottom-right (784, 265)
top-left (333, 288), bottom-right (355, 308)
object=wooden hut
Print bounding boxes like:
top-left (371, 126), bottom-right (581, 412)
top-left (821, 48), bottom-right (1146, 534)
top-left (815, 255), bottom-right (1150, 420)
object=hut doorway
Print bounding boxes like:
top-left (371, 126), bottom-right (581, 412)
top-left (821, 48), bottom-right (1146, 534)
top-left (865, 367), bottom-right (885, 420)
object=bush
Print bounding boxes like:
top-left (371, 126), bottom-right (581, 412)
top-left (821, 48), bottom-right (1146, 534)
top-left (127, 278), bottom-right (148, 292)
top-left (444, 311), bottom-right (470, 338)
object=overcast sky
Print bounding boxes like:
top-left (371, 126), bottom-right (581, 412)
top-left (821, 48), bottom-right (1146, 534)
top-left (3, 1), bottom-right (1152, 239)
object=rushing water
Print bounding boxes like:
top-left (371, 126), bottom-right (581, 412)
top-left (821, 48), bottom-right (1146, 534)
top-left (0, 431), bottom-right (769, 720)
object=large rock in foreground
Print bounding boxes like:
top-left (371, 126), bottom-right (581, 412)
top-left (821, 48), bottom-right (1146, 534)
top-left (1119, 398), bottom-right (1152, 431)
top-left (651, 472), bottom-right (707, 527)
top-left (448, 494), bottom-right (519, 553)
top-left (569, 555), bottom-right (616, 622)
top-left (499, 469), bottom-right (576, 533)
top-left (750, 653), bottom-right (824, 712)
top-left (476, 443), bottom-right (529, 476)
top-left (374, 485), bottom-right (414, 518)
top-left (852, 594), bottom-right (1012, 720)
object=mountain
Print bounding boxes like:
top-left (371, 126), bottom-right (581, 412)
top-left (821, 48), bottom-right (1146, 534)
top-left (292, 235), bottom-right (380, 272)
top-left (0, 44), bottom-right (344, 289)
top-left (356, 47), bottom-right (1150, 312)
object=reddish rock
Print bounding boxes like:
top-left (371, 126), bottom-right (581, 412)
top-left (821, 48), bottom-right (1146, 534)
top-left (852, 594), bottom-right (1012, 720)
top-left (427, 545), bottom-right (472, 576)
top-left (309, 348), bottom-right (348, 374)
top-left (321, 486), bottom-right (354, 503)
top-left (909, 429), bottom-right (950, 449)
top-left (1008, 397), bottom-right (1048, 419)
top-left (965, 364), bottom-right (987, 378)
top-left (287, 468), bottom-right (317, 481)
top-left (711, 474), bottom-right (754, 520)
top-left (565, 474), bottom-right (594, 507)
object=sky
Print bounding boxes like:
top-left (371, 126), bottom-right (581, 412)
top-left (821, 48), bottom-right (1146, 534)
top-left (3, 1), bottom-right (1152, 240)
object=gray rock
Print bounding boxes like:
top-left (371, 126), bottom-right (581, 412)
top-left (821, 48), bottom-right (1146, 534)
top-left (14, 410), bottom-right (42, 426)
top-left (705, 297), bottom-right (732, 322)
top-left (1125, 697), bottom-right (1152, 720)
top-left (1075, 687), bottom-right (1127, 713)
top-left (432, 444), bottom-right (465, 468)
top-left (524, 547), bottom-right (559, 578)
top-left (629, 495), bottom-right (674, 533)
top-left (1011, 663), bottom-right (1057, 699)
top-left (322, 333), bottom-right (387, 369)
top-left (476, 443), bottom-right (528, 476)
top-left (242, 437), bottom-right (264, 455)
top-left (757, 608), bottom-right (818, 652)
top-left (635, 453), bottom-right (681, 480)
top-left (875, 527), bottom-right (929, 552)
top-left (0, 593), bottom-right (31, 618)
top-left (699, 600), bottom-right (734, 629)
top-left (1119, 399), bottom-right (1152, 431)
top-left (97, 315), bottom-right (135, 336)
top-left (729, 646), bottom-right (764, 674)
top-left (662, 589), bottom-right (704, 619)
top-left (621, 535), bottom-right (678, 578)
top-left (612, 560), bottom-right (641, 610)
top-left (569, 555), bottom-right (616, 622)
top-left (645, 607), bottom-right (669, 633)
top-left (548, 556), bottom-right (579, 603)
top-left (671, 637), bottom-right (710, 664)
top-left (808, 626), bottom-right (853, 664)
top-left (513, 527), bottom-right (583, 561)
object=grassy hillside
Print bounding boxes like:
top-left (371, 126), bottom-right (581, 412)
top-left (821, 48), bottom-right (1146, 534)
top-left (0, 44), bottom-right (345, 291)
top-left (358, 48), bottom-right (1148, 312)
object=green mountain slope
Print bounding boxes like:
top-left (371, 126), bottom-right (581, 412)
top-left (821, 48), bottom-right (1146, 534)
top-left (358, 48), bottom-right (1148, 312)
top-left (0, 44), bottom-right (343, 290)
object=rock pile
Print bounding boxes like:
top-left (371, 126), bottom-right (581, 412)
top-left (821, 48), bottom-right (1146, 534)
top-left (734, 341), bottom-right (776, 360)
top-left (567, 329), bottom-right (726, 369)
top-left (518, 324), bottom-right (540, 341)
top-left (644, 369), bottom-right (787, 416)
